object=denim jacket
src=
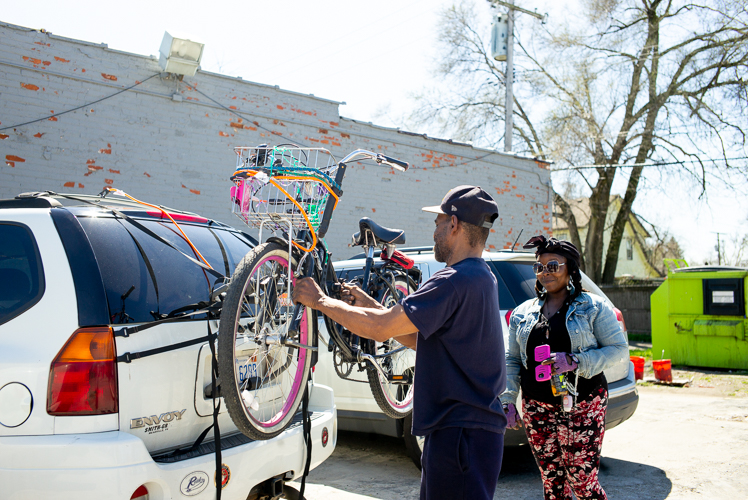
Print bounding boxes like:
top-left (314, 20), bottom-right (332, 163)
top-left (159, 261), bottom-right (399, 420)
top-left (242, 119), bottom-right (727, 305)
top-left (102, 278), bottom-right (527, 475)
top-left (499, 291), bottom-right (628, 407)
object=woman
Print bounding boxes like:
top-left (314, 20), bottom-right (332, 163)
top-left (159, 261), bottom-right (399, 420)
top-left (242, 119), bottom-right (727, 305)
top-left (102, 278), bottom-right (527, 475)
top-left (500, 235), bottom-right (628, 500)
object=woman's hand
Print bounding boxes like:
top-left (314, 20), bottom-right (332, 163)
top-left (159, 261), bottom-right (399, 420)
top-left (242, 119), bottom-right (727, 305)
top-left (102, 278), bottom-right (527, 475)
top-left (504, 403), bottom-right (522, 430)
top-left (340, 282), bottom-right (385, 310)
top-left (541, 352), bottom-right (578, 374)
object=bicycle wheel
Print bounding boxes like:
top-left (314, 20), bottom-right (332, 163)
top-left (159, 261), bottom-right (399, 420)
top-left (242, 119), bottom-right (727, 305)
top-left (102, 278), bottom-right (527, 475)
top-left (366, 275), bottom-right (416, 418)
top-left (403, 411), bottom-right (425, 470)
top-left (218, 241), bottom-right (313, 439)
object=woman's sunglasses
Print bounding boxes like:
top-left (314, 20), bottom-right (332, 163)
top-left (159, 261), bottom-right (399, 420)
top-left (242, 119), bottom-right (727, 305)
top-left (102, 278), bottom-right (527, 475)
top-left (532, 261), bottom-right (566, 275)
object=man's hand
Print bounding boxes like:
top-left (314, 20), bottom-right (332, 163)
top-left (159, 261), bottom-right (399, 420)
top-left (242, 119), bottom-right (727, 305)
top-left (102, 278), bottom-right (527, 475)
top-left (340, 282), bottom-right (385, 310)
top-left (292, 277), bottom-right (325, 309)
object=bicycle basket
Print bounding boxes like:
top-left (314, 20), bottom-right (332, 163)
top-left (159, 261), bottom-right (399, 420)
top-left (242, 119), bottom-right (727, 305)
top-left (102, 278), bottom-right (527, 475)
top-left (230, 145), bottom-right (340, 236)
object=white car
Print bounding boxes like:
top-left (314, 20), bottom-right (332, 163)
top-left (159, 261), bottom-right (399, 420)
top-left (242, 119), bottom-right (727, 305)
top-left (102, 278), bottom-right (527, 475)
top-left (0, 192), bottom-right (336, 500)
top-left (315, 245), bottom-right (639, 468)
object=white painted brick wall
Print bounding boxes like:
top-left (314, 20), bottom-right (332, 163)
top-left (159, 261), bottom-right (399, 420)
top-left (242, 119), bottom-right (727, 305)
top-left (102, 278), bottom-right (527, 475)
top-left (0, 22), bottom-right (551, 261)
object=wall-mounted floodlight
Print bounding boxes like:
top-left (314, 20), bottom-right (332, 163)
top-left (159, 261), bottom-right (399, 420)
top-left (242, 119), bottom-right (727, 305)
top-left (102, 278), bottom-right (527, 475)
top-left (158, 32), bottom-right (204, 76)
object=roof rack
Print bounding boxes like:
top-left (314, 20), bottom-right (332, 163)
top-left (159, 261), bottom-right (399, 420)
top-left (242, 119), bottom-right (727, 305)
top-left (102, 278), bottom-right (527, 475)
top-left (1, 191), bottom-right (221, 220)
top-left (0, 191), bottom-right (240, 233)
top-left (0, 193), bottom-right (62, 209)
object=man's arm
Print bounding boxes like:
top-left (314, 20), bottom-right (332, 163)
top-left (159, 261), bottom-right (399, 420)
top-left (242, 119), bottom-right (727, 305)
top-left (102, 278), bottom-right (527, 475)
top-left (395, 333), bottom-right (418, 350)
top-left (293, 277), bottom-right (418, 344)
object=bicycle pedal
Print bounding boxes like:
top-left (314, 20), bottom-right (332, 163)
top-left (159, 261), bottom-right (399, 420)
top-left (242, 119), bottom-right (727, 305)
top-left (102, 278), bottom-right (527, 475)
top-left (387, 374), bottom-right (412, 384)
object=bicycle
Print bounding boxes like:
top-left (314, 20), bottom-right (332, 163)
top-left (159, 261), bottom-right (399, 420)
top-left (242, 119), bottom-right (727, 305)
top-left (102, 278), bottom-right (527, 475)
top-left (218, 144), bottom-right (417, 440)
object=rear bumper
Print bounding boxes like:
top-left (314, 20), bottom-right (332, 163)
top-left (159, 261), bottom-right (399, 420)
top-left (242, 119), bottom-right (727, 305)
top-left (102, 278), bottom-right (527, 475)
top-left (0, 386), bottom-right (336, 500)
top-left (604, 361), bottom-right (639, 430)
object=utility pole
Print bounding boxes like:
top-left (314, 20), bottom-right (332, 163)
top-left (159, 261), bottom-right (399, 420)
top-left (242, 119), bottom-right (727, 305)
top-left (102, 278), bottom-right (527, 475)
top-left (712, 231), bottom-right (723, 265)
top-left (489, 1), bottom-right (547, 153)
top-left (504, 1), bottom-right (514, 153)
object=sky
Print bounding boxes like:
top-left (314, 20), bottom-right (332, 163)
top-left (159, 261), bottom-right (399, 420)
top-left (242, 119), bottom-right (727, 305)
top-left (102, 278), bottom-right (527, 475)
top-left (3, 0), bottom-right (746, 266)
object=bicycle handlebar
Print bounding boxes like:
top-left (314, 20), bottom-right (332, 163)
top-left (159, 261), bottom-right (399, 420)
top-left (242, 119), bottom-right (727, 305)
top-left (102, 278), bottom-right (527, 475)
top-left (378, 154), bottom-right (409, 172)
top-left (339, 149), bottom-right (409, 172)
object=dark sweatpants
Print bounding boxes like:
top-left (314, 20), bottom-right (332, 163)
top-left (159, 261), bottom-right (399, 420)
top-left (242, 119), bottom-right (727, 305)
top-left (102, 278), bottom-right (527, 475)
top-left (420, 427), bottom-right (504, 500)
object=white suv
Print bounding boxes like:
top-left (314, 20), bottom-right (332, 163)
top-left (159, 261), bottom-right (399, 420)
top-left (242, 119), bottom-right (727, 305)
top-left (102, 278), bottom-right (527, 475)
top-left (315, 246), bottom-right (639, 468)
top-left (0, 192), bottom-right (336, 500)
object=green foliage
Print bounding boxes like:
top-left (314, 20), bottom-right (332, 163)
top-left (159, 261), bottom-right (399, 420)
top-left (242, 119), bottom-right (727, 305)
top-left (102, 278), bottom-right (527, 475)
top-left (630, 347), bottom-right (653, 360)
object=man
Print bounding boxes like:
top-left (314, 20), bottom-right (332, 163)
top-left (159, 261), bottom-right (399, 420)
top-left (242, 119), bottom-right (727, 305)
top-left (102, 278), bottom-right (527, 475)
top-left (293, 185), bottom-right (507, 500)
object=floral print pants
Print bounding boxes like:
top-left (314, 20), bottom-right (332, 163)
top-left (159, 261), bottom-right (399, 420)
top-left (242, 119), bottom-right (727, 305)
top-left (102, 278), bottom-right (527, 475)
top-left (522, 387), bottom-right (608, 500)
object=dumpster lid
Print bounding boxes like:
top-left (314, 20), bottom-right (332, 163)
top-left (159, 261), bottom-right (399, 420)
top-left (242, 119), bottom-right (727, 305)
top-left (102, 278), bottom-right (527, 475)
top-left (673, 265), bottom-right (748, 273)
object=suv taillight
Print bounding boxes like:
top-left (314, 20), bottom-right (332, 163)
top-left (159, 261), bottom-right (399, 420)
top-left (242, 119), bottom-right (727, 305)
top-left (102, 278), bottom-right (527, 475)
top-left (47, 327), bottom-right (118, 415)
top-left (613, 307), bottom-right (627, 334)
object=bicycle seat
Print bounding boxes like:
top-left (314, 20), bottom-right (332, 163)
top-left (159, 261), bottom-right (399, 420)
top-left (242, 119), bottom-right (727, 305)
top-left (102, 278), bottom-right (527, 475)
top-left (351, 217), bottom-right (406, 246)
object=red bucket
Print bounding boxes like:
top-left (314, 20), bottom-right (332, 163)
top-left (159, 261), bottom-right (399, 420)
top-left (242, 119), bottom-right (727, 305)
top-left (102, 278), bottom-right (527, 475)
top-left (630, 356), bottom-right (645, 381)
top-left (652, 359), bottom-right (673, 383)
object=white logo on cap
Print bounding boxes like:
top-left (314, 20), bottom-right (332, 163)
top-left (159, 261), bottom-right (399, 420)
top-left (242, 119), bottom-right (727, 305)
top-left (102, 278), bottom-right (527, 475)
top-left (451, 205), bottom-right (458, 211)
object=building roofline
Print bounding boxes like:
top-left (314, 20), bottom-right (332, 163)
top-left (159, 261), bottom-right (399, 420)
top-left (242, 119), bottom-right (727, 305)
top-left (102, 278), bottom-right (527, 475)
top-left (0, 21), bottom-right (345, 106)
top-left (341, 117), bottom-right (552, 165)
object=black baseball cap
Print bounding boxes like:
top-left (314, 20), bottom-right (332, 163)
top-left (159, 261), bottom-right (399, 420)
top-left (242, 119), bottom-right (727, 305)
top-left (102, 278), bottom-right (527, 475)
top-left (422, 185), bottom-right (499, 228)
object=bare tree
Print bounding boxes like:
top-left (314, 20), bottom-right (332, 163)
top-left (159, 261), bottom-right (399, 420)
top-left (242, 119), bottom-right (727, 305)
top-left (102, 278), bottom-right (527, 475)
top-left (635, 215), bottom-right (684, 275)
top-left (706, 233), bottom-right (748, 266)
top-left (412, 0), bottom-right (748, 283)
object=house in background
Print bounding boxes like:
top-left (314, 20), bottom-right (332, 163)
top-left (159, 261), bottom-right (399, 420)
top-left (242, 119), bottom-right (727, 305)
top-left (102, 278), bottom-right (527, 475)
top-left (553, 195), bottom-right (663, 280)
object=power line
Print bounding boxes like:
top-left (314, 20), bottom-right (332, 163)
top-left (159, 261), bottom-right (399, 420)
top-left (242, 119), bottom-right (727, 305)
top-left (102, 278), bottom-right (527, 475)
top-left (0, 73), bottom-right (160, 131)
top-left (550, 156), bottom-right (748, 171)
top-left (182, 81), bottom-right (310, 148)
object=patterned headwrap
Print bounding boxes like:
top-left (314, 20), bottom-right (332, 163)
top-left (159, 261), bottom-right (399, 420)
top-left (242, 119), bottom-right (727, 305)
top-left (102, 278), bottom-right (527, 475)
top-left (523, 235), bottom-right (581, 267)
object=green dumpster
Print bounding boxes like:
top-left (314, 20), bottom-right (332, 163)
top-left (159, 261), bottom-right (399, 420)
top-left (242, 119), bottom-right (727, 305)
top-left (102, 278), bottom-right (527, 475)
top-left (651, 261), bottom-right (748, 370)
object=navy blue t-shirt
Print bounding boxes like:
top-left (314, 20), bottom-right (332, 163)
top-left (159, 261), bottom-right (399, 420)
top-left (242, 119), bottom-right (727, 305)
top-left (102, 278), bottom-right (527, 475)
top-left (400, 258), bottom-right (507, 436)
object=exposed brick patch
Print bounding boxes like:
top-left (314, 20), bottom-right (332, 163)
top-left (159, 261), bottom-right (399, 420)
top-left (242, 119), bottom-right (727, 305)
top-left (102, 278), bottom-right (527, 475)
top-left (20, 83), bottom-right (39, 91)
top-left (101, 73), bottom-right (117, 81)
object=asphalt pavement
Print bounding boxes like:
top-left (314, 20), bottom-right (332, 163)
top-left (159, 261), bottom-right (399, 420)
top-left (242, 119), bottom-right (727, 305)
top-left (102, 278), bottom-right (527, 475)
top-left (291, 385), bottom-right (748, 499)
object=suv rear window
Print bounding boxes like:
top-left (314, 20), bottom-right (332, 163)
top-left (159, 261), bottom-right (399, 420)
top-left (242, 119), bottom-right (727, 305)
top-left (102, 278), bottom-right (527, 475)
top-left (0, 223), bottom-right (45, 325)
top-left (77, 217), bottom-right (253, 324)
top-left (488, 260), bottom-right (537, 309)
